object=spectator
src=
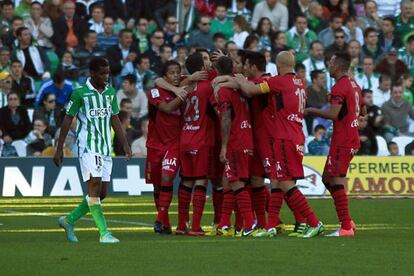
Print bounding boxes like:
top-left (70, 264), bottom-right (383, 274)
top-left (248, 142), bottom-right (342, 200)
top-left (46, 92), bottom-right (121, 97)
top-left (227, 0), bottom-right (252, 23)
top-left (35, 71), bottom-right (73, 108)
top-left (144, 30), bottom-right (164, 72)
top-left (322, 0), bottom-right (355, 20)
top-left (120, 97), bottom-right (133, 116)
top-left (307, 1), bottom-right (327, 33)
top-left (305, 69), bottom-right (327, 132)
top-left (378, 17), bottom-right (402, 54)
top-left (10, 60), bottom-right (35, 108)
top-left (213, 33), bottom-right (226, 52)
top-left (402, 74), bottom-right (414, 105)
top-left (107, 29), bottom-right (139, 88)
top-left (294, 63), bottom-right (307, 86)
top-left (24, 118), bottom-right (53, 156)
top-left (187, 16), bottom-right (214, 51)
top-left (14, 0), bottom-right (32, 20)
top-left (88, 5), bottom-right (104, 34)
top-left (375, 48), bottom-right (409, 84)
top-left (163, 16), bottom-right (184, 51)
top-left (251, 0), bottom-right (288, 32)
top-left (404, 140), bottom-right (414, 155)
top-left (103, 0), bottom-right (144, 24)
top-left (256, 17), bottom-right (275, 51)
top-left (355, 56), bottom-right (379, 91)
top-left (0, 71), bottom-right (12, 108)
top-left (117, 74), bottom-right (148, 121)
top-left (325, 28), bottom-right (348, 59)
top-left (24, 1), bottom-right (54, 49)
top-left (357, 0), bottom-right (382, 30)
top-left (211, 5), bottom-right (234, 40)
top-left (343, 16), bottom-right (363, 46)
top-left (348, 39), bottom-right (361, 75)
top-left (288, 0), bottom-right (310, 28)
top-left (361, 27), bottom-right (384, 64)
top-left (0, 0), bottom-right (14, 39)
top-left (387, 142), bottom-right (399, 156)
top-left (134, 17), bottom-right (150, 54)
top-left (2, 16), bottom-right (24, 49)
top-left (373, 74), bottom-right (392, 108)
top-left (357, 114), bottom-right (378, 156)
top-left (231, 15), bottom-right (250, 49)
top-left (56, 51), bottom-right (79, 82)
top-left (303, 41), bottom-right (326, 84)
top-left (243, 34), bottom-right (259, 51)
top-left (0, 47), bottom-right (11, 73)
top-left (264, 50), bottom-right (277, 76)
top-left (12, 26), bottom-right (50, 80)
top-left (318, 14), bottom-right (343, 47)
top-left (307, 124), bottom-right (329, 156)
top-left (271, 31), bottom-right (288, 56)
top-left (54, 117), bottom-right (77, 156)
top-left (0, 91), bottom-right (31, 143)
top-left (33, 92), bottom-right (63, 137)
top-left (382, 84), bottom-right (414, 141)
top-left (398, 34), bottom-right (414, 72)
top-left (97, 16), bottom-right (119, 50)
top-left (73, 30), bottom-right (106, 84)
top-left (395, 0), bottom-right (414, 40)
top-left (175, 46), bottom-right (189, 74)
top-left (225, 41), bottom-right (239, 61)
top-left (51, 0), bottom-right (86, 57)
top-left (131, 116), bottom-right (149, 157)
top-left (363, 89), bottom-right (384, 136)
top-left (43, 0), bottom-right (63, 22)
top-left (133, 54), bottom-right (156, 93)
top-left (113, 110), bottom-right (133, 156)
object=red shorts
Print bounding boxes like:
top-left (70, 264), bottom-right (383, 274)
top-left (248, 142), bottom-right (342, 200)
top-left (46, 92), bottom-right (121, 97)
top-left (268, 139), bottom-right (304, 181)
top-left (180, 147), bottom-right (209, 179)
top-left (145, 147), bottom-right (180, 185)
top-left (224, 149), bottom-right (252, 182)
top-left (208, 145), bottom-right (224, 180)
top-left (323, 146), bottom-right (357, 177)
top-left (251, 134), bottom-right (274, 178)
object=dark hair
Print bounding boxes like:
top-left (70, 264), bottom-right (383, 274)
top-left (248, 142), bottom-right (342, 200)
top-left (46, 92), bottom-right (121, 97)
top-left (118, 110), bottom-right (129, 123)
top-left (295, 14), bottom-right (308, 22)
top-left (215, 56), bottom-right (233, 75)
top-left (310, 40), bottom-right (323, 50)
top-left (363, 27), bottom-right (377, 38)
top-left (186, 52), bottom-right (204, 74)
top-left (11, 59), bottom-right (21, 65)
top-left (150, 29), bottom-right (164, 38)
top-left (123, 74), bottom-right (137, 84)
top-left (365, 0), bottom-right (377, 8)
top-left (160, 45), bottom-right (172, 53)
top-left (387, 141), bottom-right (397, 149)
top-left (382, 16), bottom-right (395, 27)
top-left (195, 47), bottom-right (209, 55)
top-left (362, 89), bottom-right (373, 96)
top-left (314, 124), bottom-right (326, 133)
top-left (42, 92), bottom-right (55, 103)
top-left (89, 57), bottom-right (109, 72)
top-left (11, 16), bottom-right (23, 24)
top-left (244, 50), bottom-right (266, 72)
top-left (407, 34), bottom-right (414, 44)
top-left (243, 34), bottom-right (258, 49)
top-left (7, 91), bottom-right (19, 100)
top-left (31, 1), bottom-right (42, 7)
top-left (310, 69), bottom-right (324, 81)
top-left (53, 70), bottom-right (64, 83)
top-left (234, 15), bottom-right (250, 32)
top-left (363, 55), bottom-right (374, 63)
top-left (213, 32), bottom-right (226, 41)
top-left (1, 0), bottom-right (13, 8)
top-left (256, 17), bottom-right (274, 37)
top-left (294, 63), bottom-right (306, 72)
top-left (379, 74), bottom-right (391, 83)
top-left (334, 28), bottom-right (346, 35)
top-left (134, 53), bottom-right (150, 65)
top-left (330, 13), bottom-right (343, 22)
top-left (16, 26), bottom-right (29, 37)
top-left (91, 4), bottom-right (104, 12)
top-left (84, 30), bottom-right (97, 40)
top-left (161, 60), bottom-right (181, 77)
top-left (119, 28), bottom-right (133, 37)
top-left (333, 52), bottom-right (351, 72)
top-left (120, 98), bottom-right (132, 106)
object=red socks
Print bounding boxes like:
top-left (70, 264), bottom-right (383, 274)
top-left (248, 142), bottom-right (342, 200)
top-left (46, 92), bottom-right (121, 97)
top-left (234, 188), bottom-right (255, 230)
top-left (153, 185), bottom-right (160, 211)
top-left (192, 186), bottom-right (207, 231)
top-left (266, 188), bottom-right (284, 229)
top-left (156, 183), bottom-right (173, 227)
top-left (330, 185), bottom-right (352, 230)
top-left (212, 187), bottom-right (223, 225)
top-left (252, 186), bottom-right (267, 228)
top-left (285, 187), bottom-right (319, 227)
top-left (284, 194), bottom-right (306, 223)
top-left (177, 184), bottom-right (192, 229)
top-left (264, 187), bottom-right (270, 212)
top-left (218, 189), bottom-right (234, 228)
top-left (234, 202), bottom-right (243, 230)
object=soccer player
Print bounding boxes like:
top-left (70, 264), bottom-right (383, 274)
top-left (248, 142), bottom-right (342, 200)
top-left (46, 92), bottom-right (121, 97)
top-left (55, 57), bottom-right (131, 243)
top-left (306, 52), bottom-right (364, 237)
top-left (215, 51), bottom-right (324, 238)
top-left (215, 56), bottom-right (258, 237)
top-left (146, 60), bottom-right (185, 234)
top-left (176, 52), bottom-right (215, 235)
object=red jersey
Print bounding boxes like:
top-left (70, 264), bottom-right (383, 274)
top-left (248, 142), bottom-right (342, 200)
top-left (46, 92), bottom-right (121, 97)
top-left (146, 86), bottom-right (183, 150)
top-left (180, 80), bottom-right (215, 150)
top-left (249, 74), bottom-right (271, 139)
top-left (330, 76), bottom-right (363, 148)
top-left (218, 87), bottom-right (253, 150)
top-left (261, 73), bottom-right (306, 145)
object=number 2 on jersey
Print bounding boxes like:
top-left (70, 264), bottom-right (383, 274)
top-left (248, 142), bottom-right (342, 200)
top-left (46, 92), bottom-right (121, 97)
top-left (184, 95), bottom-right (200, 122)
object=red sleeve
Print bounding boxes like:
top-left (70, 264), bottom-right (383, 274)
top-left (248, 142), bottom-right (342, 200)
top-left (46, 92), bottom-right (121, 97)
top-left (147, 87), bottom-right (164, 106)
top-left (264, 76), bottom-right (281, 95)
top-left (329, 85), bottom-right (344, 105)
top-left (218, 88), bottom-right (232, 113)
top-left (208, 70), bottom-right (218, 81)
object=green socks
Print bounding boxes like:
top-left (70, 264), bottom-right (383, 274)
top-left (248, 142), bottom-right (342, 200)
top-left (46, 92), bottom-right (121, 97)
top-left (66, 197), bottom-right (89, 226)
top-left (88, 200), bottom-right (109, 237)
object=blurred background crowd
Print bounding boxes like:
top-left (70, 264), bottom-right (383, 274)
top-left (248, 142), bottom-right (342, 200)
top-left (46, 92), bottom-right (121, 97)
top-left (0, 0), bottom-right (414, 158)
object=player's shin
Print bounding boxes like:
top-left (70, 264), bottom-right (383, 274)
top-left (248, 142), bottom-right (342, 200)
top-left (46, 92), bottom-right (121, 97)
top-left (157, 177), bottom-right (174, 226)
top-left (330, 184), bottom-right (352, 230)
top-left (177, 183), bottom-right (192, 230)
top-left (251, 177), bottom-right (267, 228)
top-left (192, 183), bottom-right (207, 231)
top-left (266, 188), bottom-right (283, 230)
top-left (66, 197), bottom-right (89, 225)
top-left (233, 183), bottom-right (255, 230)
top-left (87, 196), bottom-right (109, 237)
top-left (218, 189), bottom-right (234, 228)
top-left (284, 185), bottom-right (319, 228)
top-left (212, 185), bottom-right (224, 225)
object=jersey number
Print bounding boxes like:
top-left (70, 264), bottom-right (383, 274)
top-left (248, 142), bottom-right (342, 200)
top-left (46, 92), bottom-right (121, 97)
top-left (184, 96), bottom-right (200, 122)
top-left (95, 155), bottom-right (103, 167)
top-left (354, 92), bottom-right (360, 116)
top-left (295, 88), bottom-right (306, 113)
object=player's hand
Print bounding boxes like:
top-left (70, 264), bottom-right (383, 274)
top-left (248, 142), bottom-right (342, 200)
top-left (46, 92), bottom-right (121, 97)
top-left (211, 49), bottom-right (225, 61)
top-left (189, 71), bottom-right (208, 82)
top-left (303, 108), bottom-right (310, 116)
top-left (212, 76), bottom-right (231, 86)
top-left (123, 145), bottom-right (132, 161)
top-left (173, 86), bottom-right (188, 99)
top-left (219, 146), bottom-right (228, 163)
top-left (53, 149), bottom-right (63, 167)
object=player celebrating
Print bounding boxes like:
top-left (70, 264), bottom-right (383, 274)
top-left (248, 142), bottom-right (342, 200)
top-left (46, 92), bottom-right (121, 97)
top-left (55, 57), bottom-right (131, 243)
top-left (306, 52), bottom-right (363, 237)
top-left (146, 60), bottom-right (186, 234)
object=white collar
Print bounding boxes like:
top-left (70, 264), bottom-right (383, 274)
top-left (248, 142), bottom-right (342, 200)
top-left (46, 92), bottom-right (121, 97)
top-left (86, 78), bottom-right (109, 94)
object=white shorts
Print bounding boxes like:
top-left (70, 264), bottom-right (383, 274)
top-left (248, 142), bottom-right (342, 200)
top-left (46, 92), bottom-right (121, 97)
top-left (79, 152), bottom-right (113, 182)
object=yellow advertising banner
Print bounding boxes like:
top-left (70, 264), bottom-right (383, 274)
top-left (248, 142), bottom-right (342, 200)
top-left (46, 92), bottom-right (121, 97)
top-left (301, 156), bottom-right (414, 196)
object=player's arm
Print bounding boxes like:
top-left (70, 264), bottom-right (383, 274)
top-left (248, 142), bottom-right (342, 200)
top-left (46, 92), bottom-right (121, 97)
top-left (158, 97), bottom-right (185, 114)
top-left (214, 74), bottom-right (264, 98)
top-left (305, 104), bottom-right (342, 120)
top-left (154, 78), bottom-right (187, 100)
top-left (220, 108), bottom-right (231, 163)
top-left (111, 115), bottom-right (132, 160)
top-left (53, 114), bottom-right (73, 167)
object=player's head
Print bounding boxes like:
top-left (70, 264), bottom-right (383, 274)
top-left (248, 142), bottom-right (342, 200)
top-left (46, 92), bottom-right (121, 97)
top-left (195, 47), bottom-right (212, 70)
top-left (186, 52), bottom-right (205, 75)
top-left (275, 51), bottom-right (295, 75)
top-left (162, 60), bottom-right (181, 86)
top-left (89, 57), bottom-right (110, 87)
top-left (387, 141), bottom-right (399, 156)
top-left (243, 50), bottom-right (266, 77)
top-left (328, 52), bottom-right (351, 79)
top-left (362, 89), bottom-right (373, 106)
top-left (215, 56), bottom-right (233, 76)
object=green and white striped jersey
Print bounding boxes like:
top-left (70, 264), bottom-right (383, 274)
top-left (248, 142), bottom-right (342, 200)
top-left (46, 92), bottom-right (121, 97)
top-left (398, 48), bottom-right (414, 70)
top-left (66, 79), bottom-right (119, 157)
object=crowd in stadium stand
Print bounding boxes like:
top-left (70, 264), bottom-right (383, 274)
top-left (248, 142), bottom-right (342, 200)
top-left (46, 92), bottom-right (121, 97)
top-left (0, 0), bottom-right (414, 157)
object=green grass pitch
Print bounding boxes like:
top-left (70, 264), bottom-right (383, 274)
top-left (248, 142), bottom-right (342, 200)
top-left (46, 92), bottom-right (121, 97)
top-left (0, 196), bottom-right (413, 275)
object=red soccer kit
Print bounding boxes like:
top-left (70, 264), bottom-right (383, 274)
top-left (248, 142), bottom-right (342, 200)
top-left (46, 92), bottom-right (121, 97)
top-left (180, 80), bottom-right (215, 178)
top-left (146, 86), bottom-right (182, 184)
top-left (218, 87), bottom-right (253, 182)
top-left (260, 73), bottom-right (306, 181)
top-left (324, 75), bottom-right (363, 177)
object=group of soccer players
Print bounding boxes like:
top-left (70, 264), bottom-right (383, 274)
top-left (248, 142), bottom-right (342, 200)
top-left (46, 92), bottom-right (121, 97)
top-left (145, 47), bottom-right (364, 238)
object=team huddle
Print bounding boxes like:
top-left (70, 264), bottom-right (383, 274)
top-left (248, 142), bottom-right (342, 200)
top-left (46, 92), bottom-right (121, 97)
top-left (145, 49), bottom-right (364, 238)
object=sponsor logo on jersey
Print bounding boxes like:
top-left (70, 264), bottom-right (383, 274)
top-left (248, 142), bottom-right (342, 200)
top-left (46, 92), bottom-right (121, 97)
top-left (351, 118), bottom-right (359, 128)
top-left (240, 120), bottom-right (251, 129)
top-left (162, 157), bottom-right (177, 167)
top-left (293, 78), bottom-right (303, 86)
top-left (67, 100), bottom-right (73, 110)
top-left (287, 113), bottom-right (303, 123)
top-left (88, 106), bottom-right (112, 118)
top-left (183, 123), bottom-right (201, 131)
top-left (263, 158), bottom-right (272, 168)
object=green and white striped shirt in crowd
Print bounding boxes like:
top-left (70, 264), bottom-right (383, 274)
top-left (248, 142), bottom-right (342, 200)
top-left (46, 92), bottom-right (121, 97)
top-left (399, 48), bottom-right (414, 70)
top-left (0, 91), bottom-right (7, 108)
top-left (66, 79), bottom-right (119, 157)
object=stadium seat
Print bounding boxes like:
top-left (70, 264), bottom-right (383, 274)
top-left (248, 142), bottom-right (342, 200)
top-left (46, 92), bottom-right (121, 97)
top-left (11, 140), bottom-right (27, 157)
top-left (392, 136), bottom-right (414, 156)
top-left (376, 136), bottom-right (389, 156)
